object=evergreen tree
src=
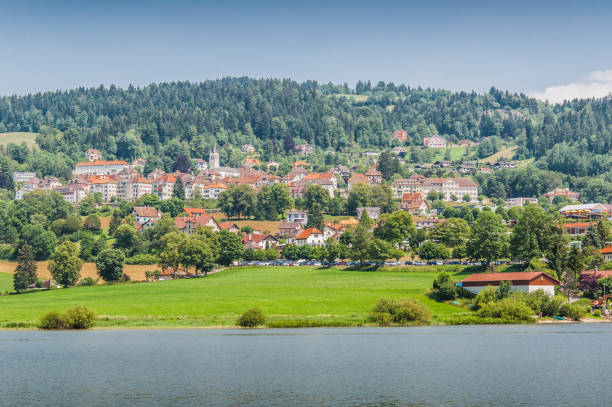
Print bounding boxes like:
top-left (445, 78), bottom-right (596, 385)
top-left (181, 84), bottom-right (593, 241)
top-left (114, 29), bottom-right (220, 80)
top-left (109, 210), bottom-right (122, 236)
top-left (173, 177), bottom-right (185, 200)
top-left (306, 205), bottom-right (323, 230)
top-left (13, 245), bottom-right (37, 292)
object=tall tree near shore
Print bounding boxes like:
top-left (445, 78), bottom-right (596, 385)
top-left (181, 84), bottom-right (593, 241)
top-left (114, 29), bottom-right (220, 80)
top-left (13, 245), bottom-right (37, 292)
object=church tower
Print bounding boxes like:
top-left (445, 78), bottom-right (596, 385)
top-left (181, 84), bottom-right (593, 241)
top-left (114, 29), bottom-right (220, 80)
top-left (209, 141), bottom-right (220, 169)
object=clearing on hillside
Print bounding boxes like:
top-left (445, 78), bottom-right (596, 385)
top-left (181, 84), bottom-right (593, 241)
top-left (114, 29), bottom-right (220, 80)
top-left (0, 132), bottom-right (38, 147)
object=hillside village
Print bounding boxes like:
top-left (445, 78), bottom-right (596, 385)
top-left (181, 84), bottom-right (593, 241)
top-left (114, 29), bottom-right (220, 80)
top-left (4, 130), bottom-right (612, 326)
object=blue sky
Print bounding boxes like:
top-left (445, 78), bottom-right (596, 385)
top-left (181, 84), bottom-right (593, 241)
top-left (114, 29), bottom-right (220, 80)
top-left (2, 0), bottom-right (612, 101)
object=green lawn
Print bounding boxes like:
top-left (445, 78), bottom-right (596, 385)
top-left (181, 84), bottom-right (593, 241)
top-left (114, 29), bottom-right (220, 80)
top-left (0, 132), bottom-right (38, 147)
top-left (430, 146), bottom-right (468, 161)
top-left (0, 272), bottom-right (12, 293)
top-left (0, 267), bottom-right (471, 328)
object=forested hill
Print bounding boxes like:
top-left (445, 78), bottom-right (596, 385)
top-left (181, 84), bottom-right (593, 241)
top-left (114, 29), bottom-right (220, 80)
top-left (1, 77), bottom-right (612, 180)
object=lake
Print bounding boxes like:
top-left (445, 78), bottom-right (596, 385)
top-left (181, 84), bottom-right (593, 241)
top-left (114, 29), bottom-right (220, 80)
top-left (1, 324), bottom-right (610, 406)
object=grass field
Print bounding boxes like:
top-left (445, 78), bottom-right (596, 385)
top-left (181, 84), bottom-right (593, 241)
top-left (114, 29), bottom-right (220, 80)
top-left (482, 145), bottom-right (517, 163)
top-left (0, 132), bottom-right (38, 147)
top-left (0, 261), bottom-right (158, 282)
top-left (430, 146), bottom-right (468, 161)
top-left (0, 266), bottom-right (471, 328)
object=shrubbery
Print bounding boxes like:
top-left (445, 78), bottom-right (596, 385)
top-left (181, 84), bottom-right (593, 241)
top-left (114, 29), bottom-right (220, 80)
top-left (432, 272), bottom-right (458, 300)
top-left (477, 297), bottom-right (534, 322)
top-left (370, 297), bottom-right (432, 325)
top-left (78, 277), bottom-right (97, 286)
top-left (0, 244), bottom-right (14, 260)
top-left (558, 303), bottom-right (586, 321)
top-left (237, 308), bottom-right (267, 327)
top-left (125, 254), bottom-right (160, 265)
top-left (38, 306), bottom-right (96, 330)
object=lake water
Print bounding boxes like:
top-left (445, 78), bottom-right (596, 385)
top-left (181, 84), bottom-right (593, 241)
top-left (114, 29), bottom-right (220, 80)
top-left (2, 324), bottom-right (611, 406)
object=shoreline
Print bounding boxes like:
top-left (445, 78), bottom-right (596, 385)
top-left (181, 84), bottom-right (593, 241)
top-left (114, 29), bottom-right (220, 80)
top-left (1, 318), bottom-right (609, 331)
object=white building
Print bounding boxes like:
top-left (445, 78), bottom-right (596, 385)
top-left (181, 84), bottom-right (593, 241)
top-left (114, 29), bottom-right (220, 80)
top-left (201, 182), bottom-right (228, 200)
top-left (74, 160), bottom-right (130, 176)
top-left (85, 148), bottom-right (102, 161)
top-left (423, 135), bottom-right (447, 148)
top-left (506, 197), bottom-right (539, 207)
top-left (295, 228), bottom-right (325, 247)
top-left (287, 211), bottom-right (308, 225)
top-left (459, 272), bottom-right (559, 296)
top-left (13, 171), bottom-right (36, 183)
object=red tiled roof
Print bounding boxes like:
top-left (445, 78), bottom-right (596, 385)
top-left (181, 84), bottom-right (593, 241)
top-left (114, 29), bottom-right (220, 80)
top-left (184, 208), bottom-right (208, 216)
top-left (218, 222), bottom-right (239, 230)
top-left (295, 228), bottom-right (322, 240)
top-left (460, 272), bottom-right (559, 285)
top-left (563, 222), bottom-right (593, 229)
top-left (581, 270), bottom-right (612, 278)
top-left (600, 246), bottom-right (612, 254)
top-left (241, 233), bottom-right (275, 244)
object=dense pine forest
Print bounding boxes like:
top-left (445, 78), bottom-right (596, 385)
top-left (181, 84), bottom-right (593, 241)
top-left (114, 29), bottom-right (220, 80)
top-left (1, 77), bottom-right (612, 201)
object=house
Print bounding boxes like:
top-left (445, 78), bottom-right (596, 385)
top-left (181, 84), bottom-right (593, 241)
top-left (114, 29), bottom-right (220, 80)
top-left (401, 193), bottom-right (428, 216)
top-left (295, 228), bottom-right (325, 247)
top-left (85, 148), bottom-right (102, 161)
top-left (175, 215), bottom-right (220, 234)
top-left (74, 160), bottom-right (130, 176)
top-left (295, 144), bottom-right (313, 155)
top-left (201, 182), bottom-right (228, 200)
top-left (278, 222), bottom-right (303, 237)
top-left (323, 223), bottom-right (344, 240)
top-left (434, 160), bottom-right (452, 168)
top-left (194, 159), bottom-right (208, 172)
top-left (302, 172), bottom-right (337, 196)
top-left (559, 203), bottom-right (612, 220)
top-left (423, 135), bottom-right (447, 148)
top-left (356, 207), bottom-right (381, 221)
top-left (348, 173), bottom-right (368, 189)
top-left (458, 272), bottom-right (559, 296)
top-left (55, 183), bottom-right (90, 204)
top-left (393, 130), bottom-right (408, 142)
top-left (600, 247), bottom-right (612, 262)
top-left (331, 165), bottom-right (351, 182)
top-left (562, 222), bottom-right (593, 237)
top-left (365, 168), bottom-right (382, 185)
top-left (132, 206), bottom-right (162, 224)
top-left (13, 171), bottom-right (36, 183)
top-left (243, 158), bottom-right (261, 167)
top-left (218, 222), bottom-right (240, 234)
top-left (392, 146), bottom-right (406, 156)
top-left (544, 187), bottom-right (580, 203)
top-left (242, 233), bottom-right (279, 250)
top-left (458, 139), bottom-right (475, 147)
top-left (286, 210), bottom-right (308, 225)
top-left (421, 177), bottom-right (478, 202)
top-left (88, 175), bottom-right (119, 201)
top-left (131, 157), bottom-right (147, 169)
top-left (241, 144), bottom-right (256, 153)
top-left (478, 167), bottom-right (492, 174)
top-left (292, 160), bottom-right (310, 168)
top-left (506, 197), bottom-right (539, 208)
top-left (267, 161), bottom-right (280, 171)
top-left (184, 207), bottom-right (208, 217)
top-left (390, 175), bottom-right (425, 199)
top-left (416, 218), bottom-right (448, 229)
top-left (492, 161), bottom-right (517, 169)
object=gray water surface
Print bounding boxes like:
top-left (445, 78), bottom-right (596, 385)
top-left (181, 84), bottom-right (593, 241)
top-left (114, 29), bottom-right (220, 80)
top-left (1, 324), bottom-right (610, 406)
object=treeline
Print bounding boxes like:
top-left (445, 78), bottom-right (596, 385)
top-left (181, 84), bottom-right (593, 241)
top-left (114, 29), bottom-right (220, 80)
top-left (0, 78), bottom-right (609, 167)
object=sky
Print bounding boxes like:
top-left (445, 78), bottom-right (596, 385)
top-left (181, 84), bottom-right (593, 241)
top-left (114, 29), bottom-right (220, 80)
top-left (2, 0), bottom-right (612, 102)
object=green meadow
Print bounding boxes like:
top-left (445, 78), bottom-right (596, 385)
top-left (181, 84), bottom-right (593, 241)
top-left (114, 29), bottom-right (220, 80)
top-left (0, 132), bottom-right (38, 147)
top-left (0, 267), bottom-right (472, 328)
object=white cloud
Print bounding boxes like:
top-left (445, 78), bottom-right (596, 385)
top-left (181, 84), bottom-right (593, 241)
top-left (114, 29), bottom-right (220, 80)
top-left (531, 70), bottom-right (612, 103)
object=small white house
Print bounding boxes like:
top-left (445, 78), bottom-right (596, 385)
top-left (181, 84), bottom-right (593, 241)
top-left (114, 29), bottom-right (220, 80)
top-left (458, 272), bottom-right (559, 296)
top-left (295, 228), bottom-right (325, 247)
